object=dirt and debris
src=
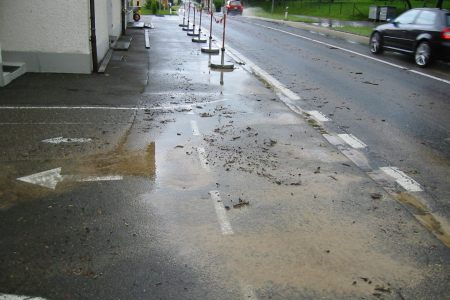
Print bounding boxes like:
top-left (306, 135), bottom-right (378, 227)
top-left (233, 198), bottom-right (250, 209)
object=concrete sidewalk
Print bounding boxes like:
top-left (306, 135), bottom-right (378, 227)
top-left (0, 14), bottom-right (449, 299)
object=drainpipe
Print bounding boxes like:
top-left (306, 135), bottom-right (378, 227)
top-left (122, 0), bottom-right (126, 35)
top-left (89, 0), bottom-right (98, 73)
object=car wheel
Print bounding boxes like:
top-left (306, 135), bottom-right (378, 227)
top-left (415, 41), bottom-right (432, 67)
top-left (370, 32), bottom-right (383, 54)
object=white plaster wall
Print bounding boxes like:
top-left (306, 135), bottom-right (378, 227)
top-left (0, 0), bottom-right (90, 54)
top-left (95, 0), bottom-right (110, 63)
top-left (111, 0), bottom-right (123, 37)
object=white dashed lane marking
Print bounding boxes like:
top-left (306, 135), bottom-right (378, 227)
top-left (209, 190), bottom-right (234, 235)
top-left (197, 147), bottom-right (211, 171)
top-left (190, 120), bottom-right (200, 136)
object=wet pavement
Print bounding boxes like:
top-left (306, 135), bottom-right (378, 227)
top-left (1, 15), bottom-right (450, 299)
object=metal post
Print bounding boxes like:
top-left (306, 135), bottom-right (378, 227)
top-left (188, 4), bottom-right (199, 36)
top-left (209, 13), bottom-right (233, 69)
top-left (183, 2), bottom-right (193, 31)
top-left (284, 6), bottom-right (288, 20)
top-left (201, 9), bottom-right (219, 53)
top-left (193, 5), bottom-right (206, 42)
top-left (192, 6), bottom-right (196, 34)
top-left (220, 14), bottom-right (226, 65)
top-left (179, 1), bottom-right (187, 26)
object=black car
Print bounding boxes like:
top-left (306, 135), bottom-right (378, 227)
top-left (370, 8), bottom-right (450, 67)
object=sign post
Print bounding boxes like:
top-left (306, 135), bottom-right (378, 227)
top-left (187, 4), bottom-right (200, 36)
top-left (201, 9), bottom-right (219, 53)
top-left (193, 4), bottom-right (207, 43)
top-left (179, 1), bottom-right (187, 27)
top-left (182, 2), bottom-right (194, 31)
top-left (209, 14), bottom-right (234, 70)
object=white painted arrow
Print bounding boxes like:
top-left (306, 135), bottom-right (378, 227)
top-left (17, 168), bottom-right (64, 189)
top-left (41, 137), bottom-right (92, 144)
top-left (17, 168), bottom-right (123, 190)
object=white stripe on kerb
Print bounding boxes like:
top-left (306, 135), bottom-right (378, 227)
top-left (322, 134), bottom-right (344, 146)
top-left (380, 167), bottom-right (423, 192)
top-left (307, 110), bottom-right (330, 122)
top-left (197, 147), bottom-right (210, 171)
top-left (190, 120), bottom-right (200, 136)
top-left (209, 190), bottom-right (234, 235)
top-left (204, 28), bottom-right (300, 101)
top-left (338, 134), bottom-right (367, 149)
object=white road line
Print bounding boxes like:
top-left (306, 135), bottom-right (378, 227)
top-left (250, 22), bottom-right (450, 85)
top-left (145, 29), bottom-right (151, 48)
top-left (0, 106), bottom-right (139, 110)
top-left (0, 99), bottom-right (229, 111)
top-left (190, 120), bottom-right (200, 136)
top-left (197, 147), bottom-right (211, 171)
top-left (338, 133), bottom-right (367, 149)
top-left (307, 110), bottom-right (330, 122)
top-left (41, 137), bottom-right (92, 144)
top-left (76, 175), bottom-right (123, 182)
top-left (209, 190), bottom-right (234, 235)
top-left (0, 294), bottom-right (48, 300)
top-left (380, 167), bottom-right (423, 192)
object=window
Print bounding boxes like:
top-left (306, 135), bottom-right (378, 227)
top-left (415, 11), bottom-right (437, 25)
top-left (395, 10), bottom-right (419, 24)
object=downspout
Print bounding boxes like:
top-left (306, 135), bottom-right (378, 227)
top-left (122, 0), bottom-right (126, 35)
top-left (89, 0), bottom-right (98, 73)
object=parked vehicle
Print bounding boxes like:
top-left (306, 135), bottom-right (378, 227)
top-left (369, 8), bottom-right (450, 67)
top-left (226, 0), bottom-right (243, 15)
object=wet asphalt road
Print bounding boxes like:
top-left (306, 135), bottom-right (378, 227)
top-left (1, 15), bottom-right (450, 299)
top-left (222, 15), bottom-right (450, 225)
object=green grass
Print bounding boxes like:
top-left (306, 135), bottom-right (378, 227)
top-left (248, 0), bottom-right (450, 21)
top-left (333, 25), bottom-right (374, 37)
top-left (140, 6), bottom-right (179, 15)
top-left (254, 11), bottom-right (316, 22)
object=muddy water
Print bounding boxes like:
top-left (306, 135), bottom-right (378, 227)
top-left (396, 192), bottom-right (450, 248)
top-left (0, 128), bottom-right (156, 210)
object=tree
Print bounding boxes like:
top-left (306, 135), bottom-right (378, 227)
top-left (404, 0), bottom-right (412, 9)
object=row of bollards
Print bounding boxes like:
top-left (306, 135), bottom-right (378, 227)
top-left (179, 1), bottom-right (234, 70)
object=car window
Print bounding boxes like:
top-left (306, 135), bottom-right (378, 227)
top-left (446, 14), bottom-right (450, 26)
top-left (230, 1), bottom-right (241, 5)
top-left (415, 11), bottom-right (437, 25)
top-left (395, 10), bottom-right (419, 24)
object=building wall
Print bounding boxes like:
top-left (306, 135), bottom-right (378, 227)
top-left (0, 0), bottom-right (92, 73)
top-left (111, 0), bottom-right (123, 38)
top-left (95, 0), bottom-right (110, 65)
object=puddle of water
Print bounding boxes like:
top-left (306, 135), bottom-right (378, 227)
top-left (68, 142), bottom-right (155, 178)
top-left (0, 124), bottom-right (156, 209)
top-left (396, 192), bottom-right (450, 248)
